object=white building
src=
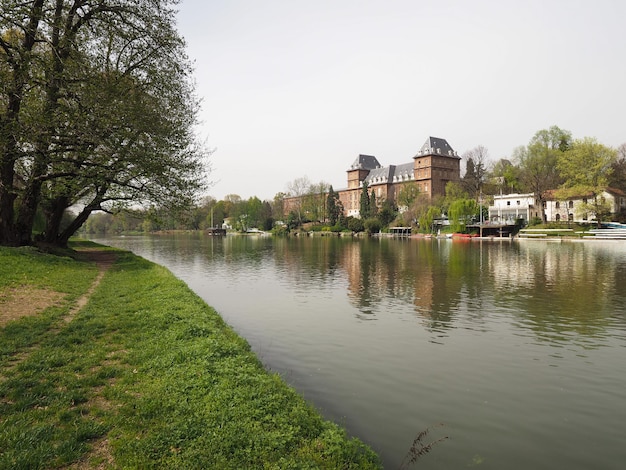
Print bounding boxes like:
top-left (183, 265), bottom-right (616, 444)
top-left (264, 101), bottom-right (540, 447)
top-left (489, 188), bottom-right (626, 224)
top-left (543, 188), bottom-right (626, 223)
top-left (488, 193), bottom-right (538, 224)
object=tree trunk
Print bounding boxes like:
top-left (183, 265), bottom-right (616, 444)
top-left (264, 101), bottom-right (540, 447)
top-left (43, 195), bottom-right (71, 244)
top-left (0, 159), bottom-right (18, 245)
top-left (0, 1), bottom-right (45, 246)
top-left (56, 205), bottom-right (99, 249)
top-left (14, 159), bottom-right (47, 245)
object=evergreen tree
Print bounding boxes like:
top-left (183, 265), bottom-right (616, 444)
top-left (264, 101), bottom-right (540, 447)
top-left (326, 185), bottom-right (341, 225)
top-left (359, 180), bottom-right (371, 218)
top-left (369, 191), bottom-right (377, 216)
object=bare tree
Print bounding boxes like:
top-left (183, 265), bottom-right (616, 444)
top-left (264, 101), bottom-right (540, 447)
top-left (462, 145), bottom-right (490, 199)
top-left (286, 176), bottom-right (312, 223)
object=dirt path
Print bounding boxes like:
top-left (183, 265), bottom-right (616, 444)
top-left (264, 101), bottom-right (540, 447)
top-left (66, 249), bottom-right (118, 322)
top-left (0, 248), bottom-right (117, 327)
top-left (1, 248), bottom-right (119, 469)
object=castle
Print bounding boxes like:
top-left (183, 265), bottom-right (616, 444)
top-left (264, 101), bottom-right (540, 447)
top-left (337, 136), bottom-right (461, 217)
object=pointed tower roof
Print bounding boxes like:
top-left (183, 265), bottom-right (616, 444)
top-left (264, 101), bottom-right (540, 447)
top-left (348, 154), bottom-right (381, 171)
top-left (415, 137), bottom-right (459, 158)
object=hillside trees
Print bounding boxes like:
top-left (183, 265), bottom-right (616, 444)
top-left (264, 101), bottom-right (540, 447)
top-left (0, 0), bottom-right (208, 247)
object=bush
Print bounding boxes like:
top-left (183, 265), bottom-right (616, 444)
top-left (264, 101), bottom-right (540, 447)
top-left (346, 217), bottom-right (364, 233)
top-left (271, 224), bottom-right (290, 236)
top-left (364, 218), bottom-right (381, 234)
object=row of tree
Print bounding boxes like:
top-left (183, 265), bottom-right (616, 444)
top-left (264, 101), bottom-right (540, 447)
top-left (85, 126), bottom-right (624, 236)
top-left (1, 0), bottom-right (209, 247)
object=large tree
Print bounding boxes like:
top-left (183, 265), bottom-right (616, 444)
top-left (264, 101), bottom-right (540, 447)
top-left (517, 126), bottom-right (572, 223)
top-left (0, 0), bottom-right (208, 247)
top-left (303, 180), bottom-right (329, 223)
top-left (556, 137), bottom-right (617, 226)
top-left (448, 198), bottom-right (478, 233)
top-left (286, 175), bottom-right (311, 224)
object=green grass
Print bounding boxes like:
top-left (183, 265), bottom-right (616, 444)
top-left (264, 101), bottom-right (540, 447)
top-left (0, 242), bottom-right (381, 469)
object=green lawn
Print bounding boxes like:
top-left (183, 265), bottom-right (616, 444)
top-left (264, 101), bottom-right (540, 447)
top-left (0, 241), bottom-right (381, 469)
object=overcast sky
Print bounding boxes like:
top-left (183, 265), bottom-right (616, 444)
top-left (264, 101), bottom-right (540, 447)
top-left (176, 0), bottom-right (626, 201)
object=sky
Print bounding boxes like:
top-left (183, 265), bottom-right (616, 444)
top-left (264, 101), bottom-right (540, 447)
top-left (175, 0), bottom-right (626, 201)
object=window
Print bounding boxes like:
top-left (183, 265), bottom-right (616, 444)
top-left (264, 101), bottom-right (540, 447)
top-left (516, 200), bottom-right (520, 205)
top-left (507, 201), bottom-right (511, 206)
top-left (555, 202), bottom-right (560, 209)
top-left (569, 201), bottom-right (573, 209)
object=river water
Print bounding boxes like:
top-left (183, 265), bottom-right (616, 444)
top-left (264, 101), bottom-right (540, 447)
top-left (90, 234), bottom-right (626, 469)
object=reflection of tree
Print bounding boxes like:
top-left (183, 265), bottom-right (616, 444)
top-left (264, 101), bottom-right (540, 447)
top-left (337, 238), bottom-right (625, 346)
top-left (491, 242), bottom-right (622, 346)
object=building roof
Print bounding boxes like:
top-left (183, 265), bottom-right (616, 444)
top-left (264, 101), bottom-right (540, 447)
top-left (364, 162), bottom-right (415, 186)
top-left (415, 136), bottom-right (459, 158)
top-left (348, 154), bottom-right (381, 171)
top-left (544, 187), bottom-right (626, 200)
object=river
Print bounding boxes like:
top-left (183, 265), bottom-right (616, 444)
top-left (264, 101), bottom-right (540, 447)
top-left (90, 234), bottom-right (626, 469)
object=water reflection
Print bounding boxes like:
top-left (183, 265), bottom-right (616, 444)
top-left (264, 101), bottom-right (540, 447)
top-left (105, 233), bottom-right (626, 349)
top-left (253, 237), bottom-right (626, 349)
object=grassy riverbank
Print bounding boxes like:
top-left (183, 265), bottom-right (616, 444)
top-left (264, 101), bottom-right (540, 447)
top-left (0, 241), bottom-right (381, 469)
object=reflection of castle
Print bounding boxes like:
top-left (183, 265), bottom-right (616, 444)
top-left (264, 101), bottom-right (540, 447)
top-left (338, 238), bottom-right (460, 321)
top-left (338, 136), bottom-right (461, 217)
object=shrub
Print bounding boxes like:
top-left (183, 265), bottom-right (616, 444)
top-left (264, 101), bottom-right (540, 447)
top-left (364, 218), bottom-right (381, 234)
top-left (346, 217), bottom-right (364, 233)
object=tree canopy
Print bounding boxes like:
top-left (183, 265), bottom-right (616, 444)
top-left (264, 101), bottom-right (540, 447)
top-left (556, 137), bottom-right (617, 226)
top-left (515, 126), bottom-right (571, 222)
top-left (0, 0), bottom-right (209, 247)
